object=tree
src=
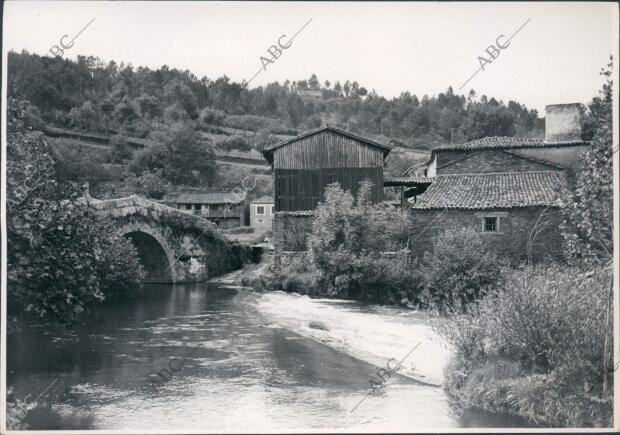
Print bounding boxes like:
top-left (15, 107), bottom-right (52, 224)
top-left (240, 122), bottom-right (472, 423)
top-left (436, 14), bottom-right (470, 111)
top-left (216, 135), bottom-right (251, 155)
top-left (333, 81), bottom-right (342, 96)
top-left (7, 98), bottom-right (145, 325)
top-left (308, 74), bottom-right (319, 90)
top-left (343, 80), bottom-right (351, 98)
top-left (164, 78), bottom-right (199, 119)
top-left (559, 58), bottom-right (613, 263)
top-left (113, 97), bottom-right (139, 127)
top-left (306, 181), bottom-right (414, 300)
top-left (198, 106), bottom-right (226, 130)
top-left (136, 123), bottom-right (218, 186)
top-left (252, 129), bottom-right (276, 152)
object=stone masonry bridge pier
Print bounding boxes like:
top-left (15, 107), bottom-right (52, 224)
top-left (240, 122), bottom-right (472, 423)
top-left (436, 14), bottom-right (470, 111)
top-left (88, 195), bottom-right (243, 283)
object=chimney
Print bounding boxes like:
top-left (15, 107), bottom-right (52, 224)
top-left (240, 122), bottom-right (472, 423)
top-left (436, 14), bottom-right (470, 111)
top-left (545, 103), bottom-right (582, 142)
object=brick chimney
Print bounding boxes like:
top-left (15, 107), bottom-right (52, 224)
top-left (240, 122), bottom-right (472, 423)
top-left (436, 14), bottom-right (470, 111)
top-left (545, 103), bottom-right (582, 142)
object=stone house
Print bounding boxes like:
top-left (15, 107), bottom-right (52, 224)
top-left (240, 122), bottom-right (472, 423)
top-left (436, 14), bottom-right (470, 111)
top-left (250, 196), bottom-right (274, 230)
top-left (174, 192), bottom-right (246, 229)
top-left (408, 103), bottom-right (591, 261)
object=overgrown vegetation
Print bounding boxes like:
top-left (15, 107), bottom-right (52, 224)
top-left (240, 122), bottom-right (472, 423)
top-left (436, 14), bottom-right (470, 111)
top-left (263, 182), bottom-right (421, 304)
top-left (418, 228), bottom-right (507, 310)
top-left (436, 58), bottom-right (614, 427)
top-left (7, 98), bottom-right (145, 325)
top-left (439, 264), bottom-right (613, 427)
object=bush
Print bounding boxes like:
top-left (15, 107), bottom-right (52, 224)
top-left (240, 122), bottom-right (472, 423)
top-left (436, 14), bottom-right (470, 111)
top-left (303, 181), bottom-right (417, 303)
top-left (438, 263), bottom-right (613, 427)
top-left (123, 169), bottom-right (170, 199)
top-left (109, 134), bottom-right (133, 163)
top-left (418, 228), bottom-right (506, 310)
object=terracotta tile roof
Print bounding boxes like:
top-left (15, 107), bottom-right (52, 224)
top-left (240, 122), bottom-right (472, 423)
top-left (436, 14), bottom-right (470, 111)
top-left (176, 192), bottom-right (243, 204)
top-left (384, 177), bottom-right (434, 187)
top-left (411, 171), bottom-right (564, 210)
top-left (435, 136), bottom-right (589, 152)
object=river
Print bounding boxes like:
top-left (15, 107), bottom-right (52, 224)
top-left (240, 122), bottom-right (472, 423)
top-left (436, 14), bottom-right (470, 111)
top-left (7, 282), bottom-right (537, 431)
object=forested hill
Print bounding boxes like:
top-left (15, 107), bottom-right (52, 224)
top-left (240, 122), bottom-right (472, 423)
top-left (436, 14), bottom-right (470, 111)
top-left (8, 50), bottom-right (551, 150)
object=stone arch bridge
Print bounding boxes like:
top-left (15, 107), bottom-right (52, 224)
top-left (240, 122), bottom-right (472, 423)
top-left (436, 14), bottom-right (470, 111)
top-left (89, 195), bottom-right (238, 283)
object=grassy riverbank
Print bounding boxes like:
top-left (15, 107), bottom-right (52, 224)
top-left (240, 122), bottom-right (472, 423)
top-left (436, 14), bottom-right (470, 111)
top-left (437, 264), bottom-right (613, 428)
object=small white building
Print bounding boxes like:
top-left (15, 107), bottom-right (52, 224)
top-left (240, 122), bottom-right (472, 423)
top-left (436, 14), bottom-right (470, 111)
top-left (250, 196), bottom-right (274, 230)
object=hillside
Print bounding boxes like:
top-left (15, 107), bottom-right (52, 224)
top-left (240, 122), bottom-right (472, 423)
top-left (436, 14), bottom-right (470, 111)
top-left (9, 50), bottom-right (569, 203)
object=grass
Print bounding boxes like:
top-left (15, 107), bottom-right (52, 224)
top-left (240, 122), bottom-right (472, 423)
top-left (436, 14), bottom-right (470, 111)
top-left (438, 263), bottom-right (613, 428)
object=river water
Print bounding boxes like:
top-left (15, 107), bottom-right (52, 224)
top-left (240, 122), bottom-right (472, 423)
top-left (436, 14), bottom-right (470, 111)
top-left (7, 282), bottom-right (537, 431)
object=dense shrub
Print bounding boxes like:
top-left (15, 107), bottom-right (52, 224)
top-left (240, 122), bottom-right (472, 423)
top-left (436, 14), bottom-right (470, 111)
top-left (7, 98), bottom-right (145, 325)
top-left (418, 228), bottom-right (507, 310)
top-left (438, 264), bottom-right (613, 427)
top-left (298, 181), bottom-right (418, 303)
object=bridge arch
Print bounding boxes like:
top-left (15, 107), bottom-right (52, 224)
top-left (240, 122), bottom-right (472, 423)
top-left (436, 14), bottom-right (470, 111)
top-left (118, 223), bottom-right (177, 283)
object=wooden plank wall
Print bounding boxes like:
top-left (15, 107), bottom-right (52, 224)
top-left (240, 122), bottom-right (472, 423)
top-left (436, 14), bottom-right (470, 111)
top-left (272, 130), bottom-right (386, 211)
top-left (275, 167), bottom-right (384, 211)
top-left (273, 130), bottom-right (384, 169)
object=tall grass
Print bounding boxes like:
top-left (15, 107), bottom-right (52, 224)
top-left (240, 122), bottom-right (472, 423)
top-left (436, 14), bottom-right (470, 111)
top-left (438, 263), bottom-right (613, 427)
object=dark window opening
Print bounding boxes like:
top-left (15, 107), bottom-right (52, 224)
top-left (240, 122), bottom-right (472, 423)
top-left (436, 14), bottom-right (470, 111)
top-left (484, 217), bottom-right (498, 232)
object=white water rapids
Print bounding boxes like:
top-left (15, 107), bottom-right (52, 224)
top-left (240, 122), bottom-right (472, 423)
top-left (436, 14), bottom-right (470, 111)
top-left (254, 291), bottom-right (451, 386)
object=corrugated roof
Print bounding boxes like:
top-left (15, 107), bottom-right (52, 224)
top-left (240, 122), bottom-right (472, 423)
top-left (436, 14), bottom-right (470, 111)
top-left (411, 171), bottom-right (564, 210)
top-left (176, 192), bottom-right (243, 204)
top-left (435, 136), bottom-right (589, 152)
top-left (262, 125), bottom-right (392, 164)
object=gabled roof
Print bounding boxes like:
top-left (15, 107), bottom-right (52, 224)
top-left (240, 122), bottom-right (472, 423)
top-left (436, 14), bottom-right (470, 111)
top-left (411, 171), bottom-right (565, 210)
top-left (434, 136), bottom-right (589, 152)
top-left (262, 125), bottom-right (392, 164)
top-left (176, 192), bottom-right (243, 204)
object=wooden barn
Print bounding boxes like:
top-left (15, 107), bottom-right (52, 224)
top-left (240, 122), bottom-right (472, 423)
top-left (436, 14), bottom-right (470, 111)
top-left (263, 125), bottom-right (392, 211)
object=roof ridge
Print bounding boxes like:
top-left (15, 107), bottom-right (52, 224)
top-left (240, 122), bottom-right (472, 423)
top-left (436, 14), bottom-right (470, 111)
top-left (433, 135), bottom-right (591, 152)
top-left (262, 125), bottom-right (392, 160)
top-left (437, 170), bottom-right (562, 176)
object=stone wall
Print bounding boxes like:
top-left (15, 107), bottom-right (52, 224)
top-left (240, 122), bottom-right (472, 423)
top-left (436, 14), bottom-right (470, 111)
top-left (409, 206), bottom-right (564, 262)
top-left (437, 150), bottom-right (562, 174)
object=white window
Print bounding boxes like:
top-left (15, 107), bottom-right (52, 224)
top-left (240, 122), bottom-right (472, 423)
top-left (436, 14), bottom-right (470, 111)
top-left (270, 205), bottom-right (274, 215)
top-left (256, 205), bottom-right (265, 215)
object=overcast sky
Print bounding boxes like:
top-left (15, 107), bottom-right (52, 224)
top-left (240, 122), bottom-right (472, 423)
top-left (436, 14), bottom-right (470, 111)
top-left (3, 1), bottom-right (617, 114)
